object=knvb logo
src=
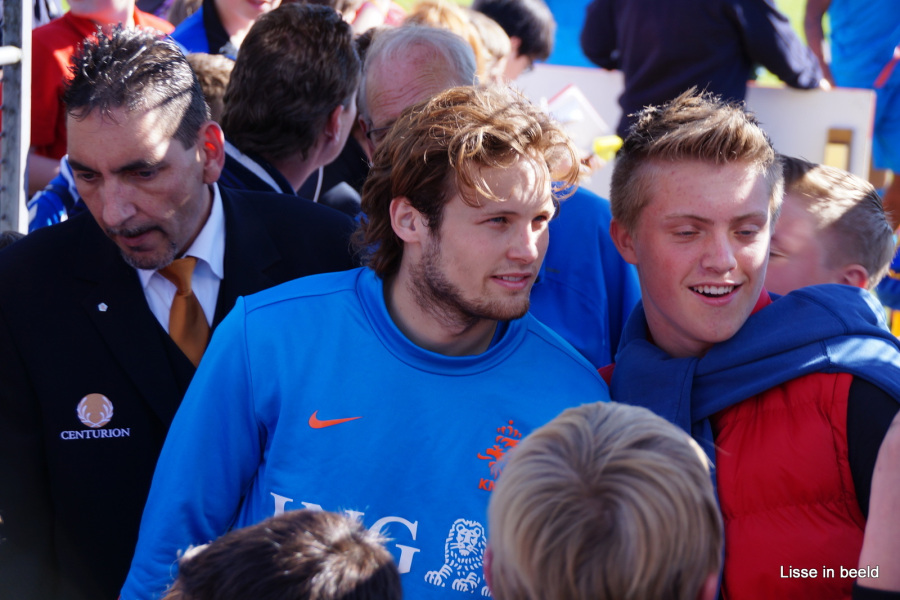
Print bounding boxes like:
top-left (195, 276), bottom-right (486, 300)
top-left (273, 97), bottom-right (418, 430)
top-left (476, 420), bottom-right (522, 492)
top-left (60, 394), bottom-right (131, 440)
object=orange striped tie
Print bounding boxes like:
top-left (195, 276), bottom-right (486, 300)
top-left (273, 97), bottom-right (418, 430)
top-left (158, 257), bottom-right (210, 367)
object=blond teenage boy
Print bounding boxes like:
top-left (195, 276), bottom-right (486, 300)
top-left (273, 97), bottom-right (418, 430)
top-left (605, 90), bottom-right (900, 600)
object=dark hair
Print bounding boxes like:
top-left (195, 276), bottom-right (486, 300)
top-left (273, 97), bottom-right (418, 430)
top-left (0, 230), bottom-right (24, 251)
top-left (354, 84), bottom-right (579, 278)
top-left (64, 25), bottom-right (209, 149)
top-left (221, 3), bottom-right (361, 162)
top-left (163, 510), bottom-right (403, 600)
top-left (304, 0), bottom-right (362, 14)
top-left (471, 0), bottom-right (555, 60)
top-left (354, 24), bottom-right (383, 66)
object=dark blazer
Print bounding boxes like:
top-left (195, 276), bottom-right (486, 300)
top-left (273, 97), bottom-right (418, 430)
top-left (0, 186), bottom-right (357, 600)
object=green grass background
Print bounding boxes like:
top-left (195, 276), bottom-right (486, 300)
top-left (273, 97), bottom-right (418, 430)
top-left (776, 0), bottom-right (806, 35)
top-left (758, 0), bottom-right (827, 84)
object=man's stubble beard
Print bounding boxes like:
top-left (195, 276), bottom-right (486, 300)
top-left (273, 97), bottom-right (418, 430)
top-left (112, 231), bottom-right (178, 271)
top-left (409, 236), bottom-right (531, 332)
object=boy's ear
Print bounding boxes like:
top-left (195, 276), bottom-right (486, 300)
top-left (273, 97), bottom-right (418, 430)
top-left (483, 545), bottom-right (493, 590)
top-left (697, 572), bottom-right (718, 600)
top-left (609, 219), bottom-right (638, 265)
top-left (838, 263), bottom-right (870, 289)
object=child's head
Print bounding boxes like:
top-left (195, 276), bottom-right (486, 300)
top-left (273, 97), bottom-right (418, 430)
top-left (765, 155), bottom-right (894, 294)
top-left (609, 90), bottom-right (781, 357)
top-left (471, 0), bottom-right (555, 81)
top-left (186, 53), bottom-right (234, 123)
top-left (163, 509), bottom-right (402, 600)
top-left (487, 401), bottom-right (722, 600)
top-left (466, 9), bottom-right (511, 84)
top-left (403, 0), bottom-right (488, 80)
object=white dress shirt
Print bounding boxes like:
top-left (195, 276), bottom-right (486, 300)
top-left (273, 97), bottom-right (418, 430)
top-left (138, 184), bottom-right (225, 333)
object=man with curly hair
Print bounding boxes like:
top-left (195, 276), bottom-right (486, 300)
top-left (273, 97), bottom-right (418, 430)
top-left (122, 84), bottom-right (607, 599)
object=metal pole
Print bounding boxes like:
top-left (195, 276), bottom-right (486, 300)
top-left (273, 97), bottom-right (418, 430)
top-left (0, 0), bottom-right (32, 233)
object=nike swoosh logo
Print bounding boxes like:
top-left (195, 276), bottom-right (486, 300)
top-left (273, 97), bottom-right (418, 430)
top-left (308, 410), bottom-right (362, 429)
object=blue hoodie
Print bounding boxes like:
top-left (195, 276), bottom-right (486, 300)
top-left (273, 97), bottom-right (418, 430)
top-left (610, 284), bottom-right (900, 463)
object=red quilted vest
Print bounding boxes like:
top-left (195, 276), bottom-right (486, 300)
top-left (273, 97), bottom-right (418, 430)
top-left (711, 372), bottom-right (865, 599)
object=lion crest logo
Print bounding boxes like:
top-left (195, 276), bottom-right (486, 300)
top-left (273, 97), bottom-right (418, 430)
top-left (424, 518), bottom-right (490, 595)
top-left (76, 394), bottom-right (114, 429)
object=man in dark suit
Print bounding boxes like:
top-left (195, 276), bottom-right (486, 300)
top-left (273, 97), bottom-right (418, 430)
top-left (0, 27), bottom-right (356, 600)
top-left (218, 4), bottom-right (363, 217)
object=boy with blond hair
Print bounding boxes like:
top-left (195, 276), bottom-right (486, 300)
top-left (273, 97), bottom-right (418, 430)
top-left (487, 401), bottom-right (722, 600)
top-left (765, 155), bottom-right (894, 295)
top-left (605, 90), bottom-right (900, 599)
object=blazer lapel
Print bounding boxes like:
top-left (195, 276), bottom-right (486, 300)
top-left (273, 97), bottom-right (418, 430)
top-left (73, 219), bottom-right (189, 425)
top-left (213, 187), bottom-right (282, 327)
